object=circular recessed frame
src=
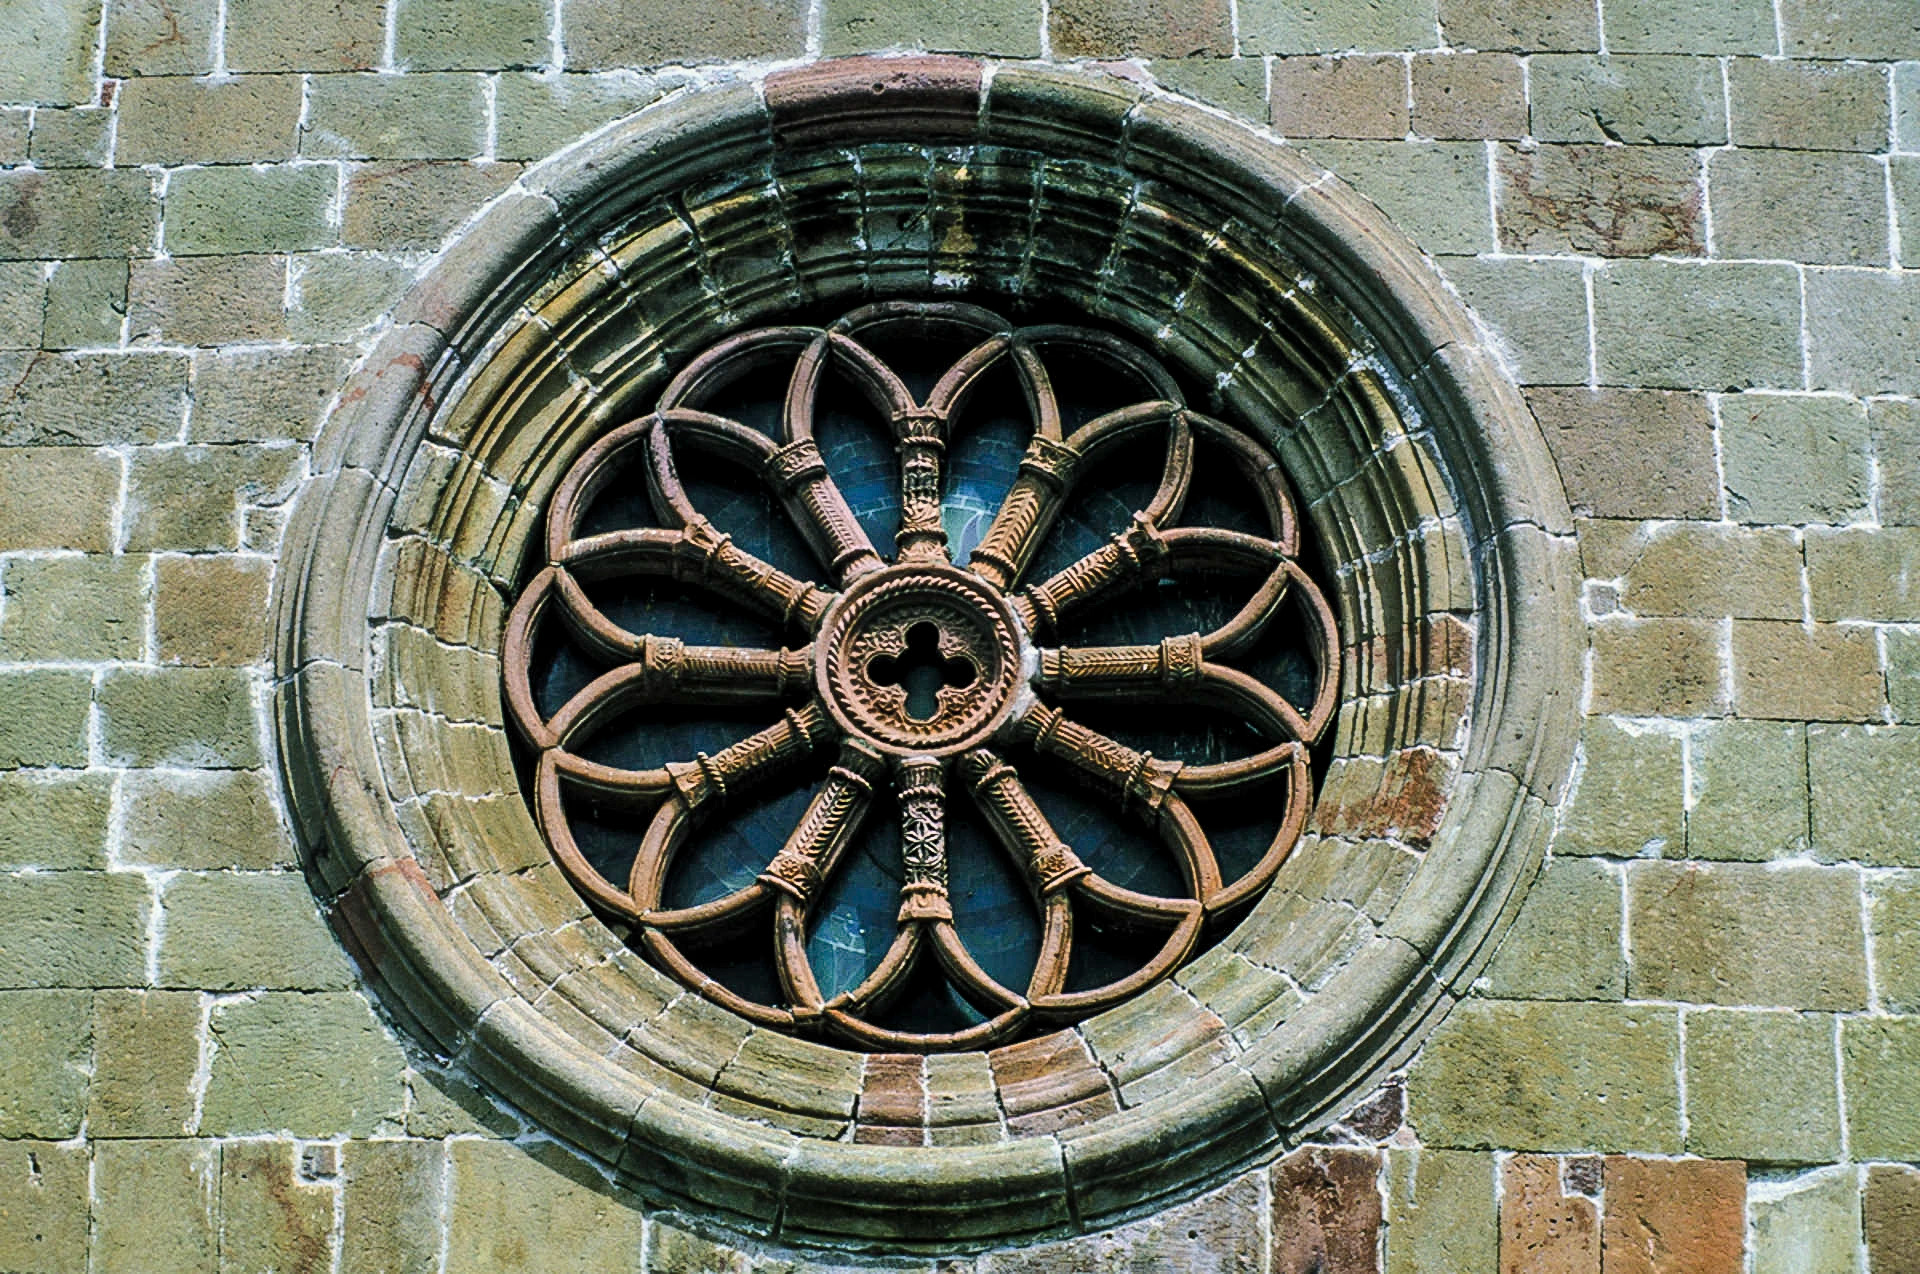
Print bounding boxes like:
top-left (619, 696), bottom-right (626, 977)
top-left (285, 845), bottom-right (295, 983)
top-left (274, 58), bottom-right (1580, 1247)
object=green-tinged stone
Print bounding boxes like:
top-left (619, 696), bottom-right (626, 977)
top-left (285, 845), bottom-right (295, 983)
top-left (201, 992), bottom-right (406, 1137)
top-left (90, 989), bottom-right (202, 1137)
top-left (1685, 1010), bottom-right (1841, 1164)
top-left (0, 870), bottom-right (149, 988)
top-left (1688, 721), bottom-right (1808, 861)
top-left (158, 872), bottom-right (353, 991)
top-left (98, 668), bottom-right (262, 769)
top-left (1810, 726), bottom-right (1920, 867)
top-left (1483, 858), bottom-right (1624, 1000)
top-left (446, 1140), bottom-right (647, 1272)
top-left (0, 554), bottom-right (148, 662)
top-left (0, 990), bottom-right (91, 1137)
top-left (1842, 1017), bottom-right (1920, 1160)
top-left (0, 1140), bottom-right (87, 1274)
top-left (1384, 1148), bottom-right (1496, 1274)
top-left (0, 772), bottom-right (109, 868)
top-left (1750, 1168), bottom-right (1862, 1274)
top-left (91, 1139), bottom-right (219, 1274)
top-left (1555, 719), bottom-right (1684, 857)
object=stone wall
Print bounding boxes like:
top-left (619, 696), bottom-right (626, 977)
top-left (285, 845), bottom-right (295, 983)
top-left (3, 0), bottom-right (1919, 1269)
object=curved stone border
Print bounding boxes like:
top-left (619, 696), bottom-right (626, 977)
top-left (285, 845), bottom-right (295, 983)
top-left (272, 56), bottom-right (1580, 1246)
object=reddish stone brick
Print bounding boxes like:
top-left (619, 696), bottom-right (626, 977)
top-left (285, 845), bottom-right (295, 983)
top-left (854, 1053), bottom-right (924, 1146)
top-left (1865, 1165), bottom-right (1920, 1274)
top-left (1272, 1147), bottom-right (1382, 1274)
top-left (1316, 746), bottom-right (1456, 846)
top-left (988, 1030), bottom-right (1118, 1136)
top-left (1599, 1157), bottom-right (1745, 1274)
top-left (1502, 1154), bottom-right (1599, 1274)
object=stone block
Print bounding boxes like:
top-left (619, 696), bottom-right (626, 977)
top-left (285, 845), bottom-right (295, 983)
top-left (980, 1175), bottom-right (1265, 1271)
top-left (0, 447), bottom-right (122, 548)
top-left (1270, 55), bottom-right (1409, 139)
top-left (1589, 618), bottom-right (1726, 717)
top-left (1902, 64), bottom-right (1920, 151)
top-left (29, 107), bottom-right (112, 166)
top-left (218, 1141), bottom-right (334, 1274)
top-left (1612, 523), bottom-right (1802, 621)
top-left (1712, 149), bottom-right (1888, 267)
top-left (1437, 255), bottom-right (1589, 385)
top-left (341, 1139), bottom-right (446, 1273)
top-left (1052, 0), bottom-right (1226, 56)
top-left (343, 160), bottom-right (522, 250)
top-left (1439, 0), bottom-right (1596, 50)
top-left (1385, 1149), bottom-right (1494, 1274)
top-left (1808, 528), bottom-right (1920, 621)
top-left (0, 1140), bottom-right (87, 1274)
top-left (1592, 261), bottom-right (1801, 389)
top-left (98, 667), bottom-right (261, 768)
top-left (115, 73), bottom-right (303, 165)
top-left (122, 768), bottom-right (293, 869)
top-left (0, 261), bottom-right (45, 346)
top-left (0, 772), bottom-right (109, 869)
top-left (1890, 630), bottom-right (1920, 724)
top-left (1483, 858), bottom-right (1624, 999)
top-left (159, 871), bottom-right (354, 990)
top-left (1239, 0), bottom-right (1440, 53)
top-left (1300, 140), bottom-right (1491, 254)
top-left (1811, 726), bottom-right (1920, 867)
top-left (304, 72), bottom-right (488, 160)
top-left (1501, 1155), bottom-right (1598, 1274)
top-left (0, 671), bottom-right (92, 769)
top-left (0, 870), bottom-right (150, 988)
top-left (1410, 52), bottom-right (1525, 139)
top-left (288, 252), bottom-right (416, 340)
top-left (155, 554), bottom-right (271, 664)
top-left (225, 0), bottom-right (381, 69)
top-left (395, 0), bottom-right (548, 68)
top-left (201, 991), bottom-right (406, 1136)
top-left (1408, 1000), bottom-right (1681, 1151)
top-left (1605, 0), bottom-right (1775, 52)
top-left (1750, 1168), bottom-right (1864, 1274)
top-left (565, 0), bottom-right (806, 67)
top-left (1154, 58), bottom-right (1269, 122)
top-left (1843, 1017), bottom-right (1920, 1159)
top-left (0, 111), bottom-right (23, 165)
top-left (1627, 861), bottom-right (1866, 1009)
top-left (0, 990), bottom-right (91, 1137)
top-left (89, 989), bottom-right (202, 1136)
top-left (104, 0), bottom-right (217, 76)
top-left (1728, 57), bottom-right (1889, 151)
top-left (1688, 720), bottom-right (1808, 860)
top-left (1600, 1156), bottom-right (1745, 1274)
top-left (1685, 1009), bottom-right (1841, 1162)
top-left (124, 443), bottom-right (302, 552)
top-left (164, 164), bottom-right (335, 255)
top-left (0, 0), bottom-right (98, 105)
top-left (1528, 54), bottom-right (1726, 145)
top-left (0, 169), bottom-right (155, 261)
top-left (1873, 875), bottom-right (1920, 1015)
top-left (447, 1140), bottom-right (647, 1271)
top-left (192, 343), bottom-right (354, 445)
top-left (1271, 1147), bottom-right (1382, 1274)
top-left (0, 554), bottom-right (147, 662)
top-left (0, 351), bottom-right (189, 445)
top-left (406, 1066), bottom-right (522, 1138)
top-left (1731, 621), bottom-right (1882, 723)
top-left (42, 257), bottom-right (128, 348)
top-left (1806, 268), bottom-right (1920, 395)
top-left (1865, 1166), bottom-right (1920, 1274)
top-left (1779, 0), bottom-right (1920, 57)
top-left (91, 1139), bottom-right (219, 1274)
top-left (1526, 389), bottom-right (1719, 518)
top-left (493, 72), bottom-right (666, 162)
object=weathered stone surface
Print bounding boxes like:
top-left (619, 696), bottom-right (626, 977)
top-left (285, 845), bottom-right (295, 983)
top-left (1150, 58), bottom-right (1265, 122)
top-left (1750, 1168), bottom-right (1863, 1274)
top-left (395, 0), bottom-right (548, 68)
top-left (1887, 631), bottom-right (1920, 723)
top-left (1610, 523), bottom-right (1802, 621)
top-left (1438, 255), bottom-right (1589, 385)
top-left (116, 74), bottom-right (303, 164)
top-left (1239, 0), bottom-right (1440, 53)
top-left (1728, 57), bottom-right (1888, 151)
top-left (1411, 52), bottom-right (1525, 139)
top-left (0, 351), bottom-right (188, 445)
top-left (1270, 55), bottom-right (1408, 139)
top-left (1811, 726), bottom-right (1920, 867)
top-left (224, 0), bottom-right (382, 70)
top-left (0, 870), bottom-right (149, 988)
top-left (0, 772), bottom-right (109, 869)
top-left (0, 990), bottom-right (91, 1137)
top-left (406, 1066), bottom-right (522, 1138)
top-left (1409, 1001), bottom-right (1681, 1151)
top-left (0, 170), bottom-right (155, 261)
top-left (1686, 1009), bottom-right (1841, 1163)
top-left (1529, 54), bottom-right (1726, 145)
top-left (90, 989), bottom-right (201, 1137)
top-left (1807, 528), bottom-right (1920, 622)
top-left (304, 72), bottom-right (489, 159)
top-left (288, 251), bottom-right (417, 340)
top-left (1713, 149), bottom-right (1888, 267)
top-left (1872, 875), bottom-right (1920, 1015)
top-left (91, 1139), bottom-right (219, 1274)
top-left (104, 0), bottom-right (218, 76)
top-left (1628, 862), bottom-right (1866, 1009)
top-left (1589, 618), bottom-right (1726, 716)
top-left (566, 0), bottom-right (807, 66)
top-left (123, 443), bottom-right (303, 551)
top-left (27, 107), bottom-right (112, 167)
top-left (0, 0), bottom-right (98, 105)
top-left (1779, 0), bottom-right (1920, 57)
top-left (42, 257), bottom-right (127, 349)
top-left (192, 344), bottom-right (354, 444)
top-left (982, 1176), bottom-right (1264, 1271)
top-left (1527, 389), bottom-right (1718, 519)
top-left (1052, 0), bottom-right (1227, 56)
top-left (1593, 261), bottom-right (1801, 389)
top-left (1498, 143), bottom-right (1702, 257)
top-left (1806, 268), bottom-right (1920, 395)
top-left (98, 668), bottom-right (261, 768)
top-left (1271, 1147), bottom-right (1381, 1274)
top-left (1301, 140), bottom-right (1491, 255)
top-left (1865, 1165), bottom-right (1920, 1274)
top-left (1600, 1156), bottom-right (1745, 1274)
top-left (1385, 1149), bottom-right (1494, 1274)
top-left (164, 164), bottom-right (335, 255)
top-left (447, 1140), bottom-right (647, 1271)
top-left (0, 447), bottom-right (121, 550)
top-left (200, 991), bottom-right (406, 1136)
top-left (1844, 1017), bottom-right (1920, 1159)
top-left (341, 1139), bottom-right (446, 1273)
top-left (0, 261), bottom-right (45, 346)
top-left (1687, 720), bottom-right (1808, 860)
top-left (1606, 0), bottom-right (1775, 52)
top-left (0, 671), bottom-right (92, 769)
top-left (1483, 858), bottom-right (1623, 999)
top-left (154, 554), bottom-right (272, 665)
top-left (343, 160), bottom-right (522, 249)
top-left (219, 1141), bottom-right (334, 1274)
top-left (159, 872), bottom-right (354, 990)
top-left (122, 768), bottom-right (293, 869)
top-left (130, 252), bottom-right (289, 346)
top-left (0, 1140), bottom-right (87, 1274)
top-left (1439, 0), bottom-right (1595, 48)
top-left (1732, 622), bottom-right (1882, 723)
top-left (492, 71), bottom-right (666, 161)
top-left (1501, 1155), bottom-right (1598, 1274)
top-left (0, 554), bottom-right (146, 662)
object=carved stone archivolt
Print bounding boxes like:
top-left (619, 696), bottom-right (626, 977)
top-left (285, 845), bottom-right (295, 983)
top-left (502, 301), bottom-right (1340, 1051)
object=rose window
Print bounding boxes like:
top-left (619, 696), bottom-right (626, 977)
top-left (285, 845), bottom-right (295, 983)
top-left (502, 299), bottom-right (1341, 1052)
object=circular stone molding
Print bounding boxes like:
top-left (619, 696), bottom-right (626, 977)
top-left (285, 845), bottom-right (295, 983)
top-left (273, 57), bottom-right (1580, 1247)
